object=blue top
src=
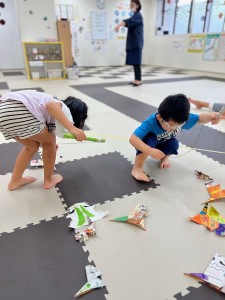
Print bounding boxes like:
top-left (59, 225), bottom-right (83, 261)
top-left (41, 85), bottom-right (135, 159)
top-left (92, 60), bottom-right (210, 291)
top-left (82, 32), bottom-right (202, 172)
top-left (124, 11), bottom-right (144, 51)
top-left (133, 113), bottom-right (199, 143)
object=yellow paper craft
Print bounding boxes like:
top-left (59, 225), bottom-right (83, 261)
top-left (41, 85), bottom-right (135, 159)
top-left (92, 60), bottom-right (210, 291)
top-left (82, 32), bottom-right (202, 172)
top-left (204, 181), bottom-right (225, 203)
top-left (207, 206), bottom-right (225, 224)
top-left (190, 203), bottom-right (225, 232)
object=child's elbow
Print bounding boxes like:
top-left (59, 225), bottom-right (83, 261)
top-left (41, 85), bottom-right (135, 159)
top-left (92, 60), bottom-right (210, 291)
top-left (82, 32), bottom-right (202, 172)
top-left (129, 134), bottom-right (136, 146)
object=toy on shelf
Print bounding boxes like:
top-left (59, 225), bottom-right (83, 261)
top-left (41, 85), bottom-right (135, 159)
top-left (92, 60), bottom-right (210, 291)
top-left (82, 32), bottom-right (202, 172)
top-left (74, 265), bottom-right (105, 297)
top-left (111, 204), bottom-right (148, 230)
top-left (190, 203), bottom-right (225, 236)
top-left (64, 133), bottom-right (105, 143)
top-left (185, 253), bottom-right (225, 294)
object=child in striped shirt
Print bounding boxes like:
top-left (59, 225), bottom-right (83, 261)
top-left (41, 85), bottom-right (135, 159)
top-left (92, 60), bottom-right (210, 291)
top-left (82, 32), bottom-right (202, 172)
top-left (0, 90), bottom-right (88, 190)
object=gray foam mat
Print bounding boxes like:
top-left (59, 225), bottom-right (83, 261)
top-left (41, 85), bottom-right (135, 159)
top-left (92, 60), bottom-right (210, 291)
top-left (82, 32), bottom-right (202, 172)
top-left (174, 284), bottom-right (225, 300)
top-left (56, 152), bottom-right (159, 207)
top-left (178, 124), bottom-right (225, 164)
top-left (11, 87), bottom-right (45, 92)
top-left (0, 217), bottom-right (107, 300)
top-left (0, 82), bottom-right (9, 90)
top-left (2, 72), bottom-right (24, 76)
top-left (0, 142), bottom-right (41, 175)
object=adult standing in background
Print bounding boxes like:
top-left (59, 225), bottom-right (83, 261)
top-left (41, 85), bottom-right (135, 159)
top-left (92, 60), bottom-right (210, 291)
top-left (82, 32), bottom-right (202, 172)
top-left (114, 0), bottom-right (144, 87)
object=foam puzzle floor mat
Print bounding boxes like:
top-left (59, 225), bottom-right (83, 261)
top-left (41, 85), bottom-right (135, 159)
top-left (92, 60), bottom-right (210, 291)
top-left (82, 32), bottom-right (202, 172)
top-left (0, 216), bottom-right (107, 300)
top-left (1, 67), bottom-right (225, 300)
top-left (56, 151), bottom-right (159, 208)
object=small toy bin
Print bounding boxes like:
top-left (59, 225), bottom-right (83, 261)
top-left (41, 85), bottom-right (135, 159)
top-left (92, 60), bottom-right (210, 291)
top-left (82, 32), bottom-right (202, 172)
top-left (47, 69), bottom-right (62, 79)
top-left (66, 67), bottom-right (79, 79)
top-left (31, 72), bottom-right (40, 79)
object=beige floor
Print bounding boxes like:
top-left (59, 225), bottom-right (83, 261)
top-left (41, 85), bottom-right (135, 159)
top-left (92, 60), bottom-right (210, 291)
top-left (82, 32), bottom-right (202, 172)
top-left (0, 66), bottom-right (225, 300)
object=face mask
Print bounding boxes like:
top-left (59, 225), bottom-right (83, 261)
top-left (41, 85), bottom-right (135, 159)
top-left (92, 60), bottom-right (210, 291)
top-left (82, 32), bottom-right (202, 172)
top-left (131, 8), bottom-right (136, 13)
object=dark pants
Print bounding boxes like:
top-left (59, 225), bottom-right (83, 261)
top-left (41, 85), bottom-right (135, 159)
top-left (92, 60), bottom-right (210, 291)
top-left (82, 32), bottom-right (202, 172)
top-left (136, 133), bottom-right (179, 156)
top-left (133, 65), bottom-right (141, 81)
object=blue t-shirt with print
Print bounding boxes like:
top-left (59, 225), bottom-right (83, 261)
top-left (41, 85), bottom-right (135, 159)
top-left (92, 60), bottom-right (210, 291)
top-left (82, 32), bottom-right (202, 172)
top-left (133, 113), bottom-right (199, 143)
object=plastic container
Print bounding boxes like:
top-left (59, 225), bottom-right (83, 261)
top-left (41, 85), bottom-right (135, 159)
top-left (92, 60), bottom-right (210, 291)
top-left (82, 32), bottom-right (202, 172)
top-left (47, 69), bottom-right (62, 78)
top-left (31, 72), bottom-right (40, 79)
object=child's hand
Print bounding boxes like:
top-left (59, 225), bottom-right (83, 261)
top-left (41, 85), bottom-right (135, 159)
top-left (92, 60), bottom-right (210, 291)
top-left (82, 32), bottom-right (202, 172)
top-left (149, 148), bottom-right (165, 160)
top-left (210, 112), bottom-right (222, 125)
top-left (70, 128), bottom-right (86, 141)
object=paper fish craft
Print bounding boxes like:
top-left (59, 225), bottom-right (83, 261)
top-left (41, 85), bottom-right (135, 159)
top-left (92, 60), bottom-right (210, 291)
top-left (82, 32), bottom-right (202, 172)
top-left (74, 265), bottom-right (105, 297)
top-left (67, 202), bottom-right (108, 229)
top-left (204, 181), bottom-right (225, 203)
top-left (185, 253), bottom-right (225, 294)
top-left (75, 224), bottom-right (96, 242)
top-left (111, 204), bottom-right (148, 230)
top-left (195, 170), bottom-right (213, 181)
top-left (190, 203), bottom-right (225, 236)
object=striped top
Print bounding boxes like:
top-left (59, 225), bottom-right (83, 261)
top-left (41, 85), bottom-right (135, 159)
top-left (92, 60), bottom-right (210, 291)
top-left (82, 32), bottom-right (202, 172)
top-left (0, 90), bottom-right (73, 138)
top-left (0, 100), bottom-right (46, 140)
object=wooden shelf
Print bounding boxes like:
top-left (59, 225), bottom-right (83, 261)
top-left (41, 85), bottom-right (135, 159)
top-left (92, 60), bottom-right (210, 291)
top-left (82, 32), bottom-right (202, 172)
top-left (23, 42), bottom-right (66, 80)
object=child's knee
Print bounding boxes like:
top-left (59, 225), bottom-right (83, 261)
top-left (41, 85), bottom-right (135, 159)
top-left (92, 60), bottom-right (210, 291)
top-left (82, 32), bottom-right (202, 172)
top-left (24, 141), bottom-right (40, 153)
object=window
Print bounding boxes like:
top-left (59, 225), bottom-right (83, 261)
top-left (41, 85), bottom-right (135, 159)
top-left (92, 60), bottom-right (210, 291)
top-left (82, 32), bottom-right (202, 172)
top-left (156, 0), bottom-right (225, 35)
top-left (208, 0), bottom-right (225, 33)
top-left (174, 0), bottom-right (192, 34)
top-left (163, 0), bottom-right (177, 34)
top-left (191, 0), bottom-right (208, 33)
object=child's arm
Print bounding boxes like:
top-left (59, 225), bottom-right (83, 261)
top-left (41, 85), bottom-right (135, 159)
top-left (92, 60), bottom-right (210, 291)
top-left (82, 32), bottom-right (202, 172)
top-left (198, 112), bottom-right (221, 125)
top-left (129, 134), bottom-right (165, 160)
top-left (45, 101), bottom-right (86, 141)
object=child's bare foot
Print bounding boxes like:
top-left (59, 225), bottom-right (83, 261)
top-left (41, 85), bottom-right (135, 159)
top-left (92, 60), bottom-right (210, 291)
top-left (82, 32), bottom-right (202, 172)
top-left (131, 167), bottom-right (150, 182)
top-left (43, 174), bottom-right (63, 189)
top-left (159, 157), bottom-right (170, 169)
top-left (188, 98), bottom-right (206, 109)
top-left (8, 176), bottom-right (37, 191)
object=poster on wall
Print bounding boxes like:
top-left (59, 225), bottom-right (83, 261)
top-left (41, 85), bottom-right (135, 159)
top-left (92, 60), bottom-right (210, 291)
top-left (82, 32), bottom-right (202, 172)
top-left (112, 1), bottom-right (130, 40)
top-left (217, 33), bottom-right (225, 61)
top-left (90, 11), bottom-right (107, 40)
top-left (67, 5), bottom-right (74, 21)
top-left (203, 34), bottom-right (220, 61)
top-left (188, 34), bottom-right (206, 53)
top-left (172, 38), bottom-right (183, 52)
top-left (60, 5), bottom-right (68, 19)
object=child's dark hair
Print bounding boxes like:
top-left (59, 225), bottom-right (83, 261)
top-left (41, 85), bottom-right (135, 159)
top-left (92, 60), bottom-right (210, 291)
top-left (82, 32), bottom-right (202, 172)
top-left (132, 0), bottom-right (142, 11)
top-left (64, 96), bottom-right (88, 129)
top-left (158, 94), bottom-right (190, 123)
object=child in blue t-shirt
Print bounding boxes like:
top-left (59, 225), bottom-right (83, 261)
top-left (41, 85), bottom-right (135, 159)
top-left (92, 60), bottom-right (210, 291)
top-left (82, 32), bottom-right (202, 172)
top-left (129, 94), bottom-right (221, 182)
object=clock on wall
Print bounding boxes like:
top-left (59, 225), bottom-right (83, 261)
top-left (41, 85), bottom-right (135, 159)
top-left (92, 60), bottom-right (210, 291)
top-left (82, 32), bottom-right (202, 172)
top-left (96, 0), bottom-right (105, 9)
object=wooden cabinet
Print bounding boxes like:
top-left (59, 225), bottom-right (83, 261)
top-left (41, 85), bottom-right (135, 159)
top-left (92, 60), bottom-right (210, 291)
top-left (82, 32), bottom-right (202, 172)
top-left (23, 42), bottom-right (66, 80)
top-left (57, 20), bottom-right (73, 67)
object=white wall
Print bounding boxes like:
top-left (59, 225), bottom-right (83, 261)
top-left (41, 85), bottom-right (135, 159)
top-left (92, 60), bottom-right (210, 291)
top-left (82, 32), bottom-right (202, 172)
top-left (16, 0), bottom-right (58, 42)
top-left (2, 0), bottom-right (223, 73)
top-left (54, 0), bottom-right (151, 67)
top-left (150, 35), bottom-right (225, 74)
top-left (0, 0), bottom-right (24, 69)
top-left (147, 0), bottom-right (225, 74)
